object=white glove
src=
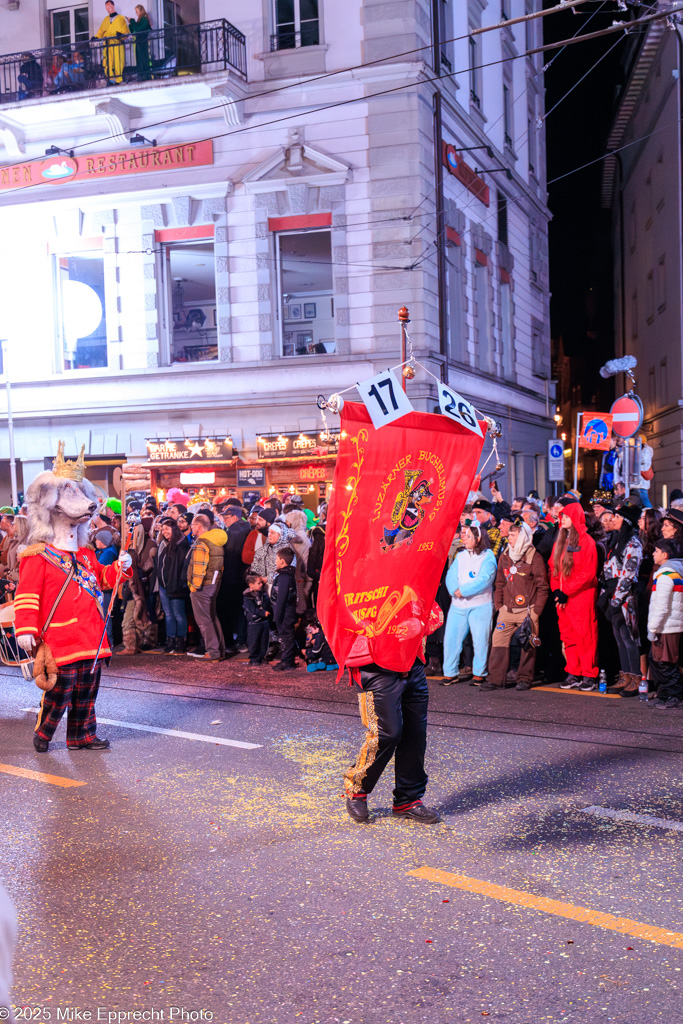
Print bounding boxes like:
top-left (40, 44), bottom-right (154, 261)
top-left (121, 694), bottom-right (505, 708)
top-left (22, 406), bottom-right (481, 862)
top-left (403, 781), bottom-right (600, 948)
top-left (16, 634), bottom-right (36, 652)
top-left (647, 630), bottom-right (658, 643)
top-left (118, 552), bottom-right (132, 571)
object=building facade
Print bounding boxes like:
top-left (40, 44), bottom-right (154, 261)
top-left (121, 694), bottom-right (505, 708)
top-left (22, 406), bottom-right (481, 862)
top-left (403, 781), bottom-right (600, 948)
top-left (0, 0), bottom-right (554, 505)
top-left (603, 4), bottom-right (683, 506)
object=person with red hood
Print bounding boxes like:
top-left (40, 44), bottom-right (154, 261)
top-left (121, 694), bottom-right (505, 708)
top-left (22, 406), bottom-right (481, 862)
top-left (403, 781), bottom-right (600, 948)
top-left (549, 499), bottom-right (599, 690)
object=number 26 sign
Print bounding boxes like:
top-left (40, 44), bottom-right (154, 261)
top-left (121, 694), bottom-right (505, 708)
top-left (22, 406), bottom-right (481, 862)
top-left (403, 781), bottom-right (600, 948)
top-left (356, 370), bottom-right (414, 429)
top-left (438, 383), bottom-right (483, 437)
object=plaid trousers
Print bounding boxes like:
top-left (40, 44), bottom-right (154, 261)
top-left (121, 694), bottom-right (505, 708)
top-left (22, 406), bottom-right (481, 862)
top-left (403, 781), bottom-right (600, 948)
top-left (35, 659), bottom-right (102, 747)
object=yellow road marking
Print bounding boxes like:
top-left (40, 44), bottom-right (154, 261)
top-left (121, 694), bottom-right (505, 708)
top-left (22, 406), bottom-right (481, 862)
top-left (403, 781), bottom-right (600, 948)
top-left (0, 763), bottom-right (86, 788)
top-left (408, 866), bottom-right (683, 949)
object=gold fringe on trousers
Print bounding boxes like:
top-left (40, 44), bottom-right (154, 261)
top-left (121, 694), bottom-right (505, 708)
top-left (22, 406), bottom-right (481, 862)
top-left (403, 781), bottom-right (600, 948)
top-left (344, 691), bottom-right (379, 796)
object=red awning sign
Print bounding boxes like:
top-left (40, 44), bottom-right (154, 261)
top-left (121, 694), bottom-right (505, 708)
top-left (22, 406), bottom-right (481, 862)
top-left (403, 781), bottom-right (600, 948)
top-left (610, 394), bottom-right (643, 439)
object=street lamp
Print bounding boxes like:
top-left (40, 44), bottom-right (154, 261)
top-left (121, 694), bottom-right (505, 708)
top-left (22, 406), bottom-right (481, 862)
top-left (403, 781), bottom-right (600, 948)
top-left (1, 340), bottom-right (18, 508)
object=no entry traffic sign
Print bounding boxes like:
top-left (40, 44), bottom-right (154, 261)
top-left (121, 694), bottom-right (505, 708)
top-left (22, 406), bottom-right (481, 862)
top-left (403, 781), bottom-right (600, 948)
top-left (610, 393), bottom-right (643, 439)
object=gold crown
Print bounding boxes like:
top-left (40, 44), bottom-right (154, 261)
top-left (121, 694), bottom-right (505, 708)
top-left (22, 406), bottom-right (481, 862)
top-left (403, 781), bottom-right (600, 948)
top-left (53, 441), bottom-right (86, 482)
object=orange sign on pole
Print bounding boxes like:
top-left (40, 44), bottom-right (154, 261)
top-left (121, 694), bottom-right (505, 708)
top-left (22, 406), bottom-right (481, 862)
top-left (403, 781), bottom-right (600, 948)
top-left (578, 414), bottom-right (614, 451)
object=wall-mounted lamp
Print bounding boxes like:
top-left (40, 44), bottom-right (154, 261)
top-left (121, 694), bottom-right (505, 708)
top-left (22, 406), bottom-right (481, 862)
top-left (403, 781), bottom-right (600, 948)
top-left (129, 134), bottom-right (157, 147)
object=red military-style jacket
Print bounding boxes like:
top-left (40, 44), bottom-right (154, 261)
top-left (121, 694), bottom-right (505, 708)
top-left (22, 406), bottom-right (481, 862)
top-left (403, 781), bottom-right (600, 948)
top-left (13, 543), bottom-right (131, 667)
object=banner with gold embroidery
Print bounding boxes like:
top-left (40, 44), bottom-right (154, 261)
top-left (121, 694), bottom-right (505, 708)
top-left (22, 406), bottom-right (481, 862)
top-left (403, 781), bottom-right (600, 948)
top-left (318, 401), bottom-right (486, 676)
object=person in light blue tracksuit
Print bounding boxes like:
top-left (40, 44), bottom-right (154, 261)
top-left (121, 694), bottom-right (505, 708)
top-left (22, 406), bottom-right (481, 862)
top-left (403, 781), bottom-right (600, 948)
top-left (442, 523), bottom-right (497, 684)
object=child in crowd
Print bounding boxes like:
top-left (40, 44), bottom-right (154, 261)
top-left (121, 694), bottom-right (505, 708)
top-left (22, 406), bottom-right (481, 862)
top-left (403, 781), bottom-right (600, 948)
top-left (243, 574), bottom-right (272, 666)
top-left (442, 524), bottom-right (497, 686)
top-left (271, 546), bottom-right (298, 671)
top-left (647, 538), bottom-right (683, 709)
top-left (304, 615), bottom-right (338, 672)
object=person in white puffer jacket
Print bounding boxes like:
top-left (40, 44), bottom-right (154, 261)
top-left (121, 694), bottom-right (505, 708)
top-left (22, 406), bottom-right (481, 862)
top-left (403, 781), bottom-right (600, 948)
top-left (441, 523), bottom-right (497, 685)
top-left (647, 538), bottom-right (683, 708)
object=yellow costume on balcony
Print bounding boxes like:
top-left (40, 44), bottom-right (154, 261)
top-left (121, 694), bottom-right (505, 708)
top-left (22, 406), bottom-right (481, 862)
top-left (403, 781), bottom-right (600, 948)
top-left (96, 10), bottom-right (129, 84)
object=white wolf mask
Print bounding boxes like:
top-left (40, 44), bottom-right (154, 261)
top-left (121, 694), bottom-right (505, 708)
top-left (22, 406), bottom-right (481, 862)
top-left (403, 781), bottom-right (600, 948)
top-left (26, 446), bottom-right (99, 552)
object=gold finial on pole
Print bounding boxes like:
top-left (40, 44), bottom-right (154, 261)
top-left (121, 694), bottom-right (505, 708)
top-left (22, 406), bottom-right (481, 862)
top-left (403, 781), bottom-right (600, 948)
top-left (398, 306), bottom-right (410, 392)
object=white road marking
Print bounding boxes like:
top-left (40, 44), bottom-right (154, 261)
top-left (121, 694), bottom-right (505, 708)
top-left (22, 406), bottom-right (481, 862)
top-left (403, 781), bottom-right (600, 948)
top-left (20, 709), bottom-right (261, 749)
top-left (581, 804), bottom-right (683, 833)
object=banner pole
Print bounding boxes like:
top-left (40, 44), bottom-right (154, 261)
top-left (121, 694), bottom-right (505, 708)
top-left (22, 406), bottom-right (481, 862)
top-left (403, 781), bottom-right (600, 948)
top-left (573, 412), bottom-right (582, 492)
top-left (398, 306), bottom-right (410, 392)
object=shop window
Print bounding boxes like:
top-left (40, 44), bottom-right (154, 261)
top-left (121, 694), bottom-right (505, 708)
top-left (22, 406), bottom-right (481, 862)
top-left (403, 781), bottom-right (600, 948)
top-left (273, 0), bottom-right (319, 50)
top-left (55, 250), bottom-right (108, 370)
top-left (277, 230), bottom-right (335, 357)
top-left (163, 239), bottom-right (217, 364)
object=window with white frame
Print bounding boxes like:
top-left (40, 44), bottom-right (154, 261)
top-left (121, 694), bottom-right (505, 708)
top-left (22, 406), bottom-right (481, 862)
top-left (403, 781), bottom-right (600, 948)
top-left (445, 244), bottom-right (467, 364)
top-left (469, 33), bottom-right (482, 108)
top-left (162, 239), bottom-right (217, 364)
top-left (276, 230), bottom-right (335, 357)
top-left (54, 247), bottom-right (108, 370)
top-left (474, 254), bottom-right (494, 373)
top-left (272, 0), bottom-right (320, 50)
top-left (436, 0), bottom-right (452, 72)
top-left (51, 5), bottom-right (89, 47)
top-left (503, 79), bottom-right (513, 148)
top-left (500, 280), bottom-right (514, 379)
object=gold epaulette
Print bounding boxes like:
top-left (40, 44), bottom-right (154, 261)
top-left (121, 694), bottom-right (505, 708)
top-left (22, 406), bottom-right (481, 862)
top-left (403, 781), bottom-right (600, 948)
top-left (18, 543), bottom-right (46, 560)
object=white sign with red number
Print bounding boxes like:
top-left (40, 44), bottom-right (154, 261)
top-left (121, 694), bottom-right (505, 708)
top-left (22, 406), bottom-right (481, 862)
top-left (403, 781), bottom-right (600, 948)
top-left (610, 394), bottom-right (643, 439)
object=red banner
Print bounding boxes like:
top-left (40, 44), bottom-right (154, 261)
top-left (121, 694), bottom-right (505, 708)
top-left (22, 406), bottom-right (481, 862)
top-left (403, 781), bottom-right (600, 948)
top-left (318, 402), bottom-right (486, 675)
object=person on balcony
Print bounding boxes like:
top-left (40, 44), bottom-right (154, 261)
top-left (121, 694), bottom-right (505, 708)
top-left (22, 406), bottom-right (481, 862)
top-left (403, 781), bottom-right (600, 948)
top-left (53, 50), bottom-right (86, 92)
top-left (18, 53), bottom-right (43, 99)
top-left (128, 5), bottom-right (152, 81)
top-left (94, 0), bottom-right (129, 85)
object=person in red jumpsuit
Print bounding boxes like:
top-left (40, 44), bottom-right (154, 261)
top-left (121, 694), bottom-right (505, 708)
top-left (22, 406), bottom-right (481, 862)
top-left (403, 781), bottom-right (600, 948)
top-left (549, 500), bottom-right (599, 689)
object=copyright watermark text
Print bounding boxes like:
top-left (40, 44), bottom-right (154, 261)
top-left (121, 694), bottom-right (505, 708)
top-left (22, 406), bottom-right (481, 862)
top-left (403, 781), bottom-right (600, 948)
top-left (9, 1009), bottom-right (214, 1022)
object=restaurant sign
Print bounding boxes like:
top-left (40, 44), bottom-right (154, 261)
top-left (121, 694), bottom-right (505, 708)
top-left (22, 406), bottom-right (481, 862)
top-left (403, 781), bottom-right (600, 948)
top-left (441, 141), bottom-right (490, 207)
top-left (0, 141), bottom-right (213, 193)
top-left (256, 431), bottom-right (340, 461)
top-left (145, 436), bottom-right (233, 465)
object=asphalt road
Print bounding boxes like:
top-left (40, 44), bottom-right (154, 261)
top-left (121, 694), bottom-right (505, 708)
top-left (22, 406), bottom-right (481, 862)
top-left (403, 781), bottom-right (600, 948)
top-left (1, 656), bottom-right (682, 1024)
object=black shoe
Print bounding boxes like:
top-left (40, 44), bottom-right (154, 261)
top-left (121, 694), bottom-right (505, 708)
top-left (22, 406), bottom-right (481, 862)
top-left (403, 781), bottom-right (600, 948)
top-left (392, 800), bottom-right (441, 824)
top-left (654, 697), bottom-right (681, 709)
top-left (440, 676), bottom-right (459, 686)
top-left (560, 675), bottom-right (582, 690)
top-left (515, 680), bottom-right (532, 691)
top-left (79, 737), bottom-right (111, 750)
top-left (273, 662), bottom-right (296, 671)
top-left (346, 796), bottom-right (369, 823)
top-left (187, 648), bottom-right (206, 658)
top-left (163, 640), bottom-right (175, 654)
top-left (479, 680), bottom-right (503, 691)
top-left (579, 677), bottom-right (597, 692)
top-left (33, 735), bottom-right (49, 752)
top-left (171, 638), bottom-right (187, 656)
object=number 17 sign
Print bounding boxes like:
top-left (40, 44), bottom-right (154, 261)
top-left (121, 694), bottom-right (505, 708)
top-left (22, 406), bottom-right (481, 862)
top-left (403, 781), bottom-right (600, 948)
top-left (356, 369), bottom-right (414, 429)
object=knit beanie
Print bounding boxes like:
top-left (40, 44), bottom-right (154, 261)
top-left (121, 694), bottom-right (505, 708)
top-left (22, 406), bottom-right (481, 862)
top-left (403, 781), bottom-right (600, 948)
top-left (258, 508), bottom-right (277, 526)
top-left (95, 529), bottom-right (114, 547)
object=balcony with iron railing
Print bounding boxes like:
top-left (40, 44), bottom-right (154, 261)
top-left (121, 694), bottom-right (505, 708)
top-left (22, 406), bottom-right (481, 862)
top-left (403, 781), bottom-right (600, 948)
top-left (0, 18), bottom-right (246, 105)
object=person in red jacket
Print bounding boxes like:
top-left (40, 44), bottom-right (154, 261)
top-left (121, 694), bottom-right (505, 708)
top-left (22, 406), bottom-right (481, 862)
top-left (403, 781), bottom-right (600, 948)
top-left (549, 500), bottom-right (599, 689)
top-left (14, 443), bottom-right (132, 753)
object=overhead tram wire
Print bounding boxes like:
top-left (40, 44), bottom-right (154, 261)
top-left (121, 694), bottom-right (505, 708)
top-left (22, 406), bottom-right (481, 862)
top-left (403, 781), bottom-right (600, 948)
top-left (0, 6), bottom-right (674, 221)
top-left (0, 1), bottom-right (650, 202)
top-left (409, 27), bottom-right (629, 266)
top-left (2, 0), bottom-right (598, 162)
top-left (398, 2), bottom-right (612, 252)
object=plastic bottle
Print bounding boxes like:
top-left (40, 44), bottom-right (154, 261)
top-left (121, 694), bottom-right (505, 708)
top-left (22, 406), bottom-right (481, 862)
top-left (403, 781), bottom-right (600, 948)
top-left (639, 676), bottom-right (648, 701)
top-left (598, 669), bottom-right (607, 694)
